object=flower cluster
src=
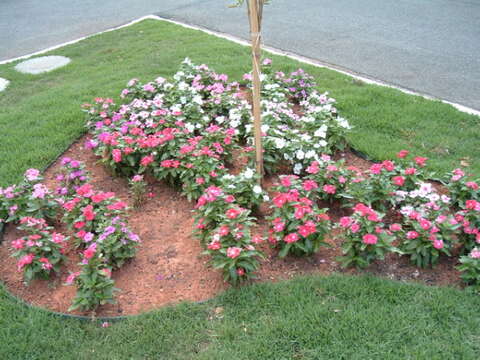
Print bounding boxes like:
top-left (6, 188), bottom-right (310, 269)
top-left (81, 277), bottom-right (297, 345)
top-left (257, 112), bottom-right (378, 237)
top-left (11, 217), bottom-right (68, 283)
top-left (54, 157), bottom-right (90, 199)
top-left (194, 185), bottom-right (264, 284)
top-left (457, 247), bottom-right (480, 292)
top-left (268, 175), bottom-right (331, 257)
top-left (0, 168), bottom-right (59, 226)
top-left (337, 204), bottom-right (398, 268)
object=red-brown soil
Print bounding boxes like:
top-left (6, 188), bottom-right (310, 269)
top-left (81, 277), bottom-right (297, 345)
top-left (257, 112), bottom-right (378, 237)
top-left (0, 136), bottom-right (463, 317)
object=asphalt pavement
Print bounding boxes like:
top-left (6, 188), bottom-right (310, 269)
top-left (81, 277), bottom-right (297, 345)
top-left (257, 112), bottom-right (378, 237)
top-left (1, 0), bottom-right (479, 110)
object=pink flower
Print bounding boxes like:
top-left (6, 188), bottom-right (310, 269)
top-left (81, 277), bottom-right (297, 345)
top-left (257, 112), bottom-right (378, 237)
top-left (370, 163), bottom-right (383, 175)
top-left (397, 150), bottom-right (409, 158)
top-left (392, 176), bottom-right (405, 186)
top-left (76, 184), bottom-right (94, 197)
top-left (262, 58), bottom-right (272, 66)
top-left (405, 167), bottom-right (417, 175)
top-left (107, 201), bottom-right (128, 211)
top-left (132, 175), bottom-right (143, 182)
top-left (224, 195), bottom-right (235, 203)
top-left (273, 193), bottom-right (288, 208)
top-left (466, 200), bottom-right (479, 210)
top-left (414, 156), bottom-right (427, 167)
top-left (350, 222), bottom-right (361, 233)
top-left (433, 239), bottom-right (444, 250)
top-left (323, 184), bottom-right (336, 194)
top-left (236, 268), bottom-right (245, 276)
top-left (466, 182), bottom-right (479, 190)
top-left (226, 208), bottom-right (241, 219)
top-left (339, 217), bottom-right (352, 228)
top-left (32, 184), bottom-right (48, 199)
top-left (25, 168), bottom-right (40, 181)
top-left (251, 235), bottom-right (263, 244)
top-left (280, 176), bottom-right (292, 187)
top-left (11, 238), bottom-right (25, 249)
top-left (470, 248), bottom-right (480, 259)
top-left (208, 241), bottom-right (221, 250)
top-left (419, 219), bottom-right (431, 230)
top-left (226, 247), bottom-right (242, 258)
top-left (17, 254), bottom-right (35, 271)
top-left (273, 221), bottom-right (285, 232)
top-left (82, 205), bottom-right (96, 221)
top-left (407, 231), bottom-right (419, 239)
top-left (39, 257), bottom-right (53, 270)
top-left (284, 233), bottom-right (299, 243)
top-left (382, 160), bottom-right (395, 172)
top-left (112, 149), bottom-right (122, 163)
top-left (65, 271), bottom-right (81, 285)
top-left (196, 177), bottom-right (205, 185)
top-left (362, 234), bottom-right (378, 245)
top-left (83, 243), bottom-right (97, 260)
top-left (218, 225), bottom-right (230, 236)
top-left (389, 223), bottom-right (402, 232)
top-left (140, 154), bottom-right (154, 167)
top-left (302, 180), bottom-right (318, 191)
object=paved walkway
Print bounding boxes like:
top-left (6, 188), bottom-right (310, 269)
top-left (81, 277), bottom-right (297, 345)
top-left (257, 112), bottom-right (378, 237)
top-left (1, 0), bottom-right (479, 110)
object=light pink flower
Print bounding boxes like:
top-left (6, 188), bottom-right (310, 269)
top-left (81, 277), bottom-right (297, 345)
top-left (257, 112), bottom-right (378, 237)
top-left (227, 247), bottom-right (242, 259)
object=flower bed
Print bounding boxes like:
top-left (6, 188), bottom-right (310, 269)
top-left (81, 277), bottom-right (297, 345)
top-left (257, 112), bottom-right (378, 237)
top-left (1, 59), bottom-right (479, 315)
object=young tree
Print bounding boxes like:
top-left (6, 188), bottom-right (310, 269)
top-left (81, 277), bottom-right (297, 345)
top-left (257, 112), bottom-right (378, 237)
top-left (230, 0), bottom-right (269, 183)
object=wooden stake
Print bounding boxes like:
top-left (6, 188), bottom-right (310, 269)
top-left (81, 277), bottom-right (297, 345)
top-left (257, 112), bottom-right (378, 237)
top-left (248, 0), bottom-right (264, 183)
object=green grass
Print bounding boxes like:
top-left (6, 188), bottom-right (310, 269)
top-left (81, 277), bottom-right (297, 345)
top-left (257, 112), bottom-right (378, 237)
top-left (1, 19), bottom-right (480, 359)
top-left (0, 19), bottom-right (479, 188)
top-left (1, 275), bottom-right (479, 359)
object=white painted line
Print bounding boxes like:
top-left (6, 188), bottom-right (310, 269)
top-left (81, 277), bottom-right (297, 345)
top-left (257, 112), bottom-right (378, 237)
top-left (1, 14), bottom-right (478, 117)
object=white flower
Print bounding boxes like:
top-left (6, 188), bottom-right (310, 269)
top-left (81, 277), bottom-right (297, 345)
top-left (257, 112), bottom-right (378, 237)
top-left (245, 124), bottom-right (253, 133)
top-left (314, 125), bottom-right (327, 138)
top-left (284, 153), bottom-right (292, 161)
top-left (337, 117), bottom-right (351, 129)
top-left (243, 168), bottom-right (255, 179)
top-left (318, 140), bottom-right (328, 147)
top-left (178, 82), bottom-right (188, 91)
top-left (263, 195), bottom-right (270, 201)
top-left (305, 150), bottom-right (316, 159)
top-left (230, 120), bottom-right (240, 128)
top-left (274, 138), bottom-right (286, 149)
top-left (253, 185), bottom-right (262, 194)
top-left (293, 163), bottom-right (303, 175)
top-left (261, 124), bottom-right (270, 133)
top-left (216, 116), bottom-right (225, 124)
top-left (193, 95), bottom-right (203, 105)
top-left (180, 96), bottom-right (187, 104)
top-left (170, 104), bottom-right (182, 112)
top-left (185, 123), bottom-right (195, 132)
top-left (296, 150), bottom-right (305, 160)
top-left (173, 71), bottom-right (185, 81)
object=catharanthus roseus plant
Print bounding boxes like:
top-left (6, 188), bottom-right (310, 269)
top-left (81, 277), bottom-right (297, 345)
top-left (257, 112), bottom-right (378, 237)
top-left (455, 200), bottom-right (480, 252)
top-left (337, 203), bottom-right (398, 268)
top-left (268, 175), bottom-right (331, 257)
top-left (398, 206), bottom-right (459, 268)
top-left (54, 157), bottom-right (90, 199)
top-left (0, 168), bottom-right (59, 226)
top-left (67, 251), bottom-right (117, 312)
top-left (445, 168), bottom-right (479, 209)
top-left (457, 247), bottom-right (480, 292)
top-left (128, 174), bottom-right (147, 208)
top-left (11, 217), bottom-right (68, 283)
top-left (194, 185), bottom-right (264, 284)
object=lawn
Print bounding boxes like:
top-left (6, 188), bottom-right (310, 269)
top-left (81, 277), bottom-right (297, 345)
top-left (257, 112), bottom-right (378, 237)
top-left (0, 19), bottom-right (479, 359)
top-left (1, 275), bottom-right (480, 359)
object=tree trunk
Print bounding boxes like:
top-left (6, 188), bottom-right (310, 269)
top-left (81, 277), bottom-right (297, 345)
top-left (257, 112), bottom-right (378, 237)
top-left (248, 0), bottom-right (264, 183)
